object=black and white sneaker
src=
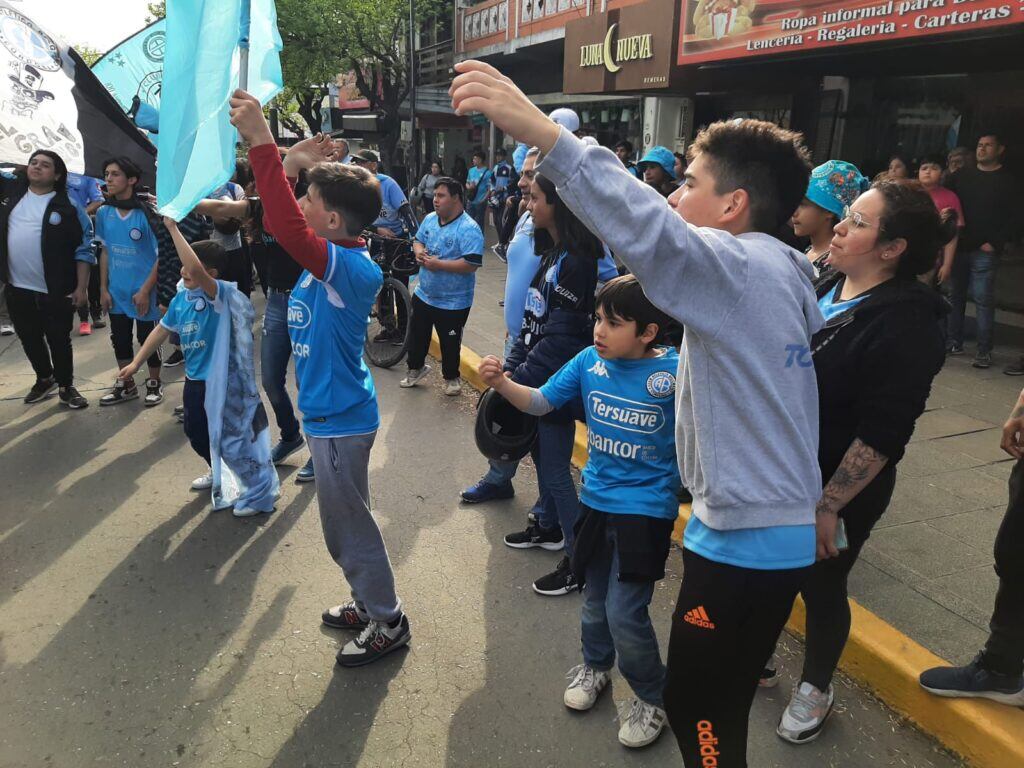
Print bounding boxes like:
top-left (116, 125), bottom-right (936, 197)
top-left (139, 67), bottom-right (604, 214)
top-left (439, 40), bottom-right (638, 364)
top-left (322, 600), bottom-right (371, 630)
top-left (336, 614), bottom-right (411, 667)
top-left (143, 378), bottom-right (163, 406)
top-left (504, 520), bottom-right (564, 551)
top-left (100, 379), bottom-right (139, 406)
top-left (24, 377), bottom-right (57, 404)
top-left (58, 385), bottom-right (89, 409)
top-left (163, 348), bottom-right (185, 367)
top-left (533, 556), bottom-right (579, 596)
top-left (173, 404), bottom-right (185, 423)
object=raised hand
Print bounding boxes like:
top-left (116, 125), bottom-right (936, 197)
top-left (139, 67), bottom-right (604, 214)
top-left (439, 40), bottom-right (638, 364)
top-left (283, 133), bottom-right (338, 175)
top-left (228, 90), bottom-right (275, 148)
top-left (450, 61), bottom-right (560, 153)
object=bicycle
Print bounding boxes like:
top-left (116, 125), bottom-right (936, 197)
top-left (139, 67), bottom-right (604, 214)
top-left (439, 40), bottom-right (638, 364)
top-left (363, 230), bottom-right (419, 369)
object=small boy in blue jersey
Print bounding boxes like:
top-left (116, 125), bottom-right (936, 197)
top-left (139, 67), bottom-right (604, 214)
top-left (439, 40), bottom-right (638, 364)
top-left (116, 222), bottom-right (275, 517)
top-left (479, 274), bottom-right (680, 749)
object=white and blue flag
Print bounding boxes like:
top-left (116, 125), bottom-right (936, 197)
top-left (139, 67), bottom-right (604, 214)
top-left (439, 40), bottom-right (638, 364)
top-left (92, 18), bottom-right (165, 117)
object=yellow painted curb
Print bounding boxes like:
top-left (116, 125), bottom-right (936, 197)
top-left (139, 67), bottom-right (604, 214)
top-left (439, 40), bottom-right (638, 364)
top-left (433, 336), bottom-right (1024, 768)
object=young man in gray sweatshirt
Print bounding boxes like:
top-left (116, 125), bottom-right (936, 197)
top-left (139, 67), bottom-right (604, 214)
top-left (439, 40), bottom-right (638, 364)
top-left (451, 62), bottom-right (825, 766)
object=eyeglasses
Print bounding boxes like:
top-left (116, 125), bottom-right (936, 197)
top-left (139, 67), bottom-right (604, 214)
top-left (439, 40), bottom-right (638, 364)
top-left (841, 206), bottom-right (883, 232)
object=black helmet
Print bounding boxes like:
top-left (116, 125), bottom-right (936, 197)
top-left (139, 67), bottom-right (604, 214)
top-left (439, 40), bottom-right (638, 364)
top-left (474, 387), bottom-right (538, 462)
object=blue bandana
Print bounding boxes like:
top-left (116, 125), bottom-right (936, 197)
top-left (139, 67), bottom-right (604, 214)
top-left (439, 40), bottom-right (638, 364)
top-left (806, 160), bottom-right (869, 217)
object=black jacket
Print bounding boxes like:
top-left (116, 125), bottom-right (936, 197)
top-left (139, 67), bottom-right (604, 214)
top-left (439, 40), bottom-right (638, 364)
top-left (0, 177), bottom-right (94, 297)
top-left (812, 274), bottom-right (947, 508)
top-left (504, 247), bottom-right (597, 389)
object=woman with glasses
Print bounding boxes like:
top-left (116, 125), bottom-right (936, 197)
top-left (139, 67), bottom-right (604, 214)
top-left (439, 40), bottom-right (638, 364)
top-left (775, 180), bottom-right (957, 745)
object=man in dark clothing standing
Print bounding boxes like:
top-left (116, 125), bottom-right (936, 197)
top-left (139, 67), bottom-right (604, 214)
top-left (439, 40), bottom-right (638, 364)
top-left (919, 384), bottom-right (1024, 706)
top-left (946, 133), bottom-right (1019, 369)
top-left (0, 150), bottom-right (94, 408)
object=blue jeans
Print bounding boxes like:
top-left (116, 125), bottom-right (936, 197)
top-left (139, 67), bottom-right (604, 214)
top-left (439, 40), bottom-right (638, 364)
top-left (581, 522), bottom-right (665, 707)
top-left (535, 416), bottom-right (580, 554)
top-left (261, 290), bottom-right (301, 442)
top-left (948, 249), bottom-right (998, 353)
top-left (468, 202), bottom-right (487, 229)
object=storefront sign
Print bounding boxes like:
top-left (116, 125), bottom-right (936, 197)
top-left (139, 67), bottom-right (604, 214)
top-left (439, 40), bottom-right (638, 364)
top-left (678, 0), bottom-right (1024, 64)
top-left (564, 0), bottom-right (678, 93)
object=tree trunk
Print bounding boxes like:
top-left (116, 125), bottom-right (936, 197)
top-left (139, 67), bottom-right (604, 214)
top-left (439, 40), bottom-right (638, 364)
top-left (296, 88), bottom-right (325, 135)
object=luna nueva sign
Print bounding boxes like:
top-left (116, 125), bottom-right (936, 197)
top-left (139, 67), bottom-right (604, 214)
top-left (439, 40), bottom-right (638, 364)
top-left (579, 23), bottom-right (654, 72)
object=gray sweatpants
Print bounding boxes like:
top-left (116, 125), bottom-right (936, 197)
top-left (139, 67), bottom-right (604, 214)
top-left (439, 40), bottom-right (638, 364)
top-left (308, 432), bottom-right (402, 623)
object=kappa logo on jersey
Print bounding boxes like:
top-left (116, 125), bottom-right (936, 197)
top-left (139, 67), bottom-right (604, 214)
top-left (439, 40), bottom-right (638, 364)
top-left (287, 298), bottom-right (312, 330)
top-left (588, 392), bottom-right (665, 434)
top-left (646, 371), bottom-right (675, 398)
top-left (587, 360), bottom-right (609, 378)
top-left (129, 227), bottom-right (143, 241)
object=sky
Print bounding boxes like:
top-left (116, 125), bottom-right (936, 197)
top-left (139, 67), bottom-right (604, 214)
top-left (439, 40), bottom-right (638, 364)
top-left (32, 0), bottom-right (154, 53)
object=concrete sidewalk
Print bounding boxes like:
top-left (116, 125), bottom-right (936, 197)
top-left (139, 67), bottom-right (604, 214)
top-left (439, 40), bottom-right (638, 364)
top-left (463, 247), bottom-right (1023, 674)
top-left (0, 297), bottom-right (965, 767)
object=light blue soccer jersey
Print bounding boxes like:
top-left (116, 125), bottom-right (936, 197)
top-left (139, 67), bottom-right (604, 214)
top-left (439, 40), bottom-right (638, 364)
top-left (286, 241), bottom-right (383, 437)
top-left (95, 206), bottom-right (160, 321)
top-left (414, 211), bottom-right (485, 310)
top-left (540, 345), bottom-right (681, 519)
top-left (160, 281), bottom-right (225, 380)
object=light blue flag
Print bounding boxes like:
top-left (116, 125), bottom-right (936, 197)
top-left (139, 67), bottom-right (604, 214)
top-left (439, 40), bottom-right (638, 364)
top-left (92, 18), bottom-right (166, 114)
top-left (156, 0), bottom-right (282, 219)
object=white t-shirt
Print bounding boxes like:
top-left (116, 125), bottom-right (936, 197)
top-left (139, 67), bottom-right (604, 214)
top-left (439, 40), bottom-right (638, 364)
top-left (7, 190), bottom-right (56, 294)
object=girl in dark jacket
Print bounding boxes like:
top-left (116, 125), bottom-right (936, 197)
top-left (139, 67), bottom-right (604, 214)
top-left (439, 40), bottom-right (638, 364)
top-left (776, 180), bottom-right (957, 744)
top-left (503, 173), bottom-right (603, 597)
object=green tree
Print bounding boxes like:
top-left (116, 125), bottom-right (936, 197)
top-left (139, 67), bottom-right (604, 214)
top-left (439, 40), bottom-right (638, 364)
top-left (75, 45), bottom-right (103, 66)
top-left (276, 0), bottom-right (444, 169)
top-left (146, 1), bottom-right (166, 21)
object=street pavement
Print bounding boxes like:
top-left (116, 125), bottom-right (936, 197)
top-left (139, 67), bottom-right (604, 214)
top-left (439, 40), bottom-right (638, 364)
top-left (0, 291), bottom-right (967, 768)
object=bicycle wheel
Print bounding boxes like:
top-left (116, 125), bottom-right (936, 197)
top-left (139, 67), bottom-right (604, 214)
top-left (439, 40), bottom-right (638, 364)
top-left (365, 276), bottom-right (413, 368)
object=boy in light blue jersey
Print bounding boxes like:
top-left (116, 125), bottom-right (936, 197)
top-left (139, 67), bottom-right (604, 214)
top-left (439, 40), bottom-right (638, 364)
top-left (233, 94), bottom-right (411, 668)
top-left (96, 157), bottom-right (164, 407)
top-left (402, 177), bottom-right (484, 394)
top-left (479, 275), bottom-right (680, 749)
top-left (465, 149), bottom-right (493, 228)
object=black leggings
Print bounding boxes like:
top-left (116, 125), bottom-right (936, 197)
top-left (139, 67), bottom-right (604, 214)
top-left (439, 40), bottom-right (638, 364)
top-left (799, 469), bottom-right (895, 691)
top-left (664, 548), bottom-right (809, 767)
top-left (109, 313), bottom-right (161, 369)
top-left (77, 265), bottom-right (102, 321)
top-left (406, 293), bottom-right (470, 381)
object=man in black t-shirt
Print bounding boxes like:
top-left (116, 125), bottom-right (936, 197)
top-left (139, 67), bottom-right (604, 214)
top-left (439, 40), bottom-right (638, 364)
top-left (946, 133), bottom-right (1020, 370)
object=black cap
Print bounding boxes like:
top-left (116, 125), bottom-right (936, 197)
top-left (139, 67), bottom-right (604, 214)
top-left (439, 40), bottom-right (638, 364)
top-left (352, 149), bottom-right (379, 163)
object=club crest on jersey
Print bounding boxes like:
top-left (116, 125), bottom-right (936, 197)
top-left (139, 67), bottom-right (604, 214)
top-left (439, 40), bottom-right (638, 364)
top-left (287, 298), bottom-right (312, 329)
top-left (48, 211), bottom-right (61, 225)
top-left (646, 371), bottom-right (675, 398)
top-left (129, 227), bottom-right (143, 241)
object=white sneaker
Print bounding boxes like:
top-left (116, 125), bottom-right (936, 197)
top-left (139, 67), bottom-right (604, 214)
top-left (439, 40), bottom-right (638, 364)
top-left (777, 682), bottom-right (835, 744)
top-left (399, 364), bottom-right (432, 388)
top-left (617, 697), bottom-right (667, 748)
top-left (191, 472), bottom-right (213, 491)
top-left (563, 664), bottom-right (611, 711)
top-left (0, 323), bottom-right (13, 336)
top-left (232, 505), bottom-right (268, 518)
top-left (444, 378), bottom-right (462, 396)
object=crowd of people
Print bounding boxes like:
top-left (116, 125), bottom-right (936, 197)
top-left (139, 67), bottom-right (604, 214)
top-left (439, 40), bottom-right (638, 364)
top-left (1, 58), bottom-right (1022, 766)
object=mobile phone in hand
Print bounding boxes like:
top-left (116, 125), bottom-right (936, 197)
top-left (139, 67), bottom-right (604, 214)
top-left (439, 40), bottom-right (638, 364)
top-left (834, 518), bottom-right (849, 552)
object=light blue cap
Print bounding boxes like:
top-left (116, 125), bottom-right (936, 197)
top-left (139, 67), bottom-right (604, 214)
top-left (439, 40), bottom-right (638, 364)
top-left (806, 160), bottom-right (870, 217)
top-left (638, 146), bottom-right (676, 180)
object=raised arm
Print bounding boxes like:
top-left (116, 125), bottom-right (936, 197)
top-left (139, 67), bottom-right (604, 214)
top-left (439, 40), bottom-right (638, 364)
top-left (164, 217), bottom-right (218, 299)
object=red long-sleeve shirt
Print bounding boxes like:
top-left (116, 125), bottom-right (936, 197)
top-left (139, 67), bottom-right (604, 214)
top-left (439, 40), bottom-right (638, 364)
top-left (248, 144), bottom-right (364, 280)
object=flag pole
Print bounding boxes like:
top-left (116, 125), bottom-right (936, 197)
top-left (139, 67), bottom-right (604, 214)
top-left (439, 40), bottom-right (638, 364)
top-left (238, 0), bottom-right (251, 92)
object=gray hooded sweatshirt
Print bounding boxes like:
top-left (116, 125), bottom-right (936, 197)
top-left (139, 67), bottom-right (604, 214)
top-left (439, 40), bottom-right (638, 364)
top-left (539, 128), bottom-right (824, 531)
